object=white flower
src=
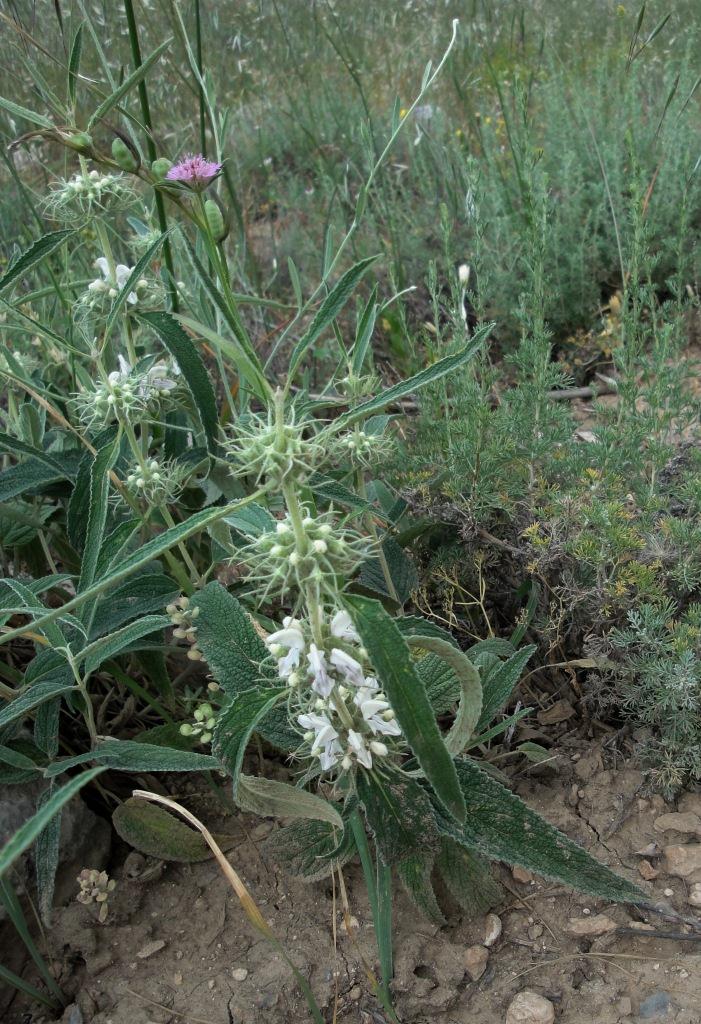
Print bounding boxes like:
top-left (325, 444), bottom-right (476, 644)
top-left (298, 712), bottom-right (341, 769)
top-left (107, 353), bottom-right (132, 386)
top-left (347, 729), bottom-right (372, 768)
top-left (355, 688), bottom-right (401, 737)
top-left (267, 625), bottom-right (305, 680)
top-left (308, 644), bottom-right (332, 696)
top-left (92, 257), bottom-right (138, 304)
top-left (330, 609), bottom-right (359, 642)
top-left (330, 648), bottom-right (365, 687)
top-left (145, 361), bottom-right (179, 392)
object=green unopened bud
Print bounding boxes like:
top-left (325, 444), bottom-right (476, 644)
top-left (111, 137), bottom-right (140, 172)
top-left (151, 157), bottom-right (173, 180)
top-left (204, 198), bottom-right (228, 242)
top-left (180, 723), bottom-right (194, 736)
top-left (63, 131), bottom-right (93, 152)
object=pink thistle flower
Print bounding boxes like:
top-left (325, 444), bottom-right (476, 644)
top-left (166, 153), bottom-right (222, 190)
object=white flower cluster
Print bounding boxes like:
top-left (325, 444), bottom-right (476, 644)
top-left (45, 169), bottom-right (136, 222)
top-left (76, 355), bottom-right (180, 427)
top-left (265, 610), bottom-right (401, 773)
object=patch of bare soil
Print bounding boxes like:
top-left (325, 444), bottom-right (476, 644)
top-left (4, 740), bottom-right (701, 1024)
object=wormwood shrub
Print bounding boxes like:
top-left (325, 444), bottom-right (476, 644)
top-left (0, 10), bottom-right (648, 1017)
top-left (398, 80), bottom-right (701, 793)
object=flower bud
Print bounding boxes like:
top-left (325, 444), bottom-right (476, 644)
top-left (204, 198), bottom-right (229, 242)
top-left (62, 131), bottom-right (93, 152)
top-left (111, 137), bottom-right (140, 172)
top-left (151, 157), bottom-right (173, 180)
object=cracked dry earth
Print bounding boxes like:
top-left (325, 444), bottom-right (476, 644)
top-left (5, 738), bottom-right (701, 1024)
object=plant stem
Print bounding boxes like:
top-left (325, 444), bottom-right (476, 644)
top-left (122, 0), bottom-right (178, 311)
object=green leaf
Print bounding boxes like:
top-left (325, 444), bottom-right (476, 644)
top-left (175, 314), bottom-right (271, 406)
top-left (213, 688), bottom-right (285, 783)
top-left (334, 322), bottom-right (492, 429)
top-left (77, 435), bottom-right (120, 597)
top-left (223, 502), bottom-right (276, 539)
top-left (406, 635), bottom-right (482, 755)
top-left (351, 284), bottom-right (379, 375)
top-left (87, 38), bottom-right (172, 129)
top-left (237, 774), bottom-right (343, 829)
top-left (396, 849), bottom-right (445, 924)
top-left (81, 615), bottom-right (170, 674)
top-left (0, 679), bottom-right (75, 732)
top-left (45, 739), bottom-right (218, 777)
top-left (437, 837), bottom-right (502, 917)
top-left (442, 759), bottom-right (644, 904)
top-left (191, 582), bottom-right (276, 695)
top-left (89, 573), bottom-right (179, 638)
top-left (68, 23), bottom-right (84, 104)
top-left (264, 815), bottom-right (354, 882)
top-left (356, 769), bottom-right (439, 864)
top-left (308, 473), bottom-right (371, 514)
top-left (0, 498), bottom-right (265, 649)
top-left (0, 432), bottom-right (69, 476)
top-left (0, 458), bottom-right (66, 502)
top-left (35, 784), bottom-right (61, 924)
top-left (477, 645), bottom-right (536, 730)
top-left (0, 95), bottom-right (53, 130)
top-left (346, 595), bottom-right (465, 822)
top-left (113, 797), bottom-right (213, 862)
top-left (141, 311), bottom-right (219, 451)
top-left (288, 255), bottom-right (380, 376)
top-left (0, 768), bottom-right (105, 878)
top-left (104, 234), bottom-right (165, 338)
top-left (0, 743), bottom-right (42, 773)
top-left (357, 538), bottom-right (418, 606)
top-left (0, 230), bottom-right (73, 296)
top-left (395, 616), bottom-right (459, 648)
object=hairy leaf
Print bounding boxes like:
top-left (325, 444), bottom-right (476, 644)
top-left (191, 582), bottom-right (276, 694)
top-left (289, 255), bottom-right (380, 376)
top-left (407, 635), bottom-right (482, 754)
top-left (477, 645), bottom-right (536, 729)
top-left (335, 322), bottom-right (492, 429)
top-left (437, 836), bottom-right (502, 917)
top-left (237, 775), bottom-right (343, 829)
top-left (442, 759), bottom-right (644, 904)
top-left (141, 311), bottom-right (219, 451)
top-left (264, 815), bottom-right (354, 882)
top-left (356, 770), bottom-right (439, 864)
top-left (357, 538), bottom-right (418, 606)
top-left (0, 230), bottom-right (73, 295)
top-left (113, 797), bottom-right (213, 862)
top-left (397, 849), bottom-right (445, 924)
top-left (347, 595), bottom-right (465, 822)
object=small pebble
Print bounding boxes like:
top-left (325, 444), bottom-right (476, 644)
top-left (136, 940), bottom-right (166, 959)
top-left (688, 882), bottom-right (701, 908)
top-left (463, 944), bottom-right (489, 981)
top-left (174, 972), bottom-right (183, 986)
top-left (512, 866), bottom-right (534, 884)
top-left (483, 913), bottom-right (502, 947)
top-left (663, 888), bottom-right (674, 897)
top-left (232, 968), bottom-right (248, 982)
top-left (505, 989), bottom-right (555, 1024)
top-left (638, 860), bottom-right (659, 881)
